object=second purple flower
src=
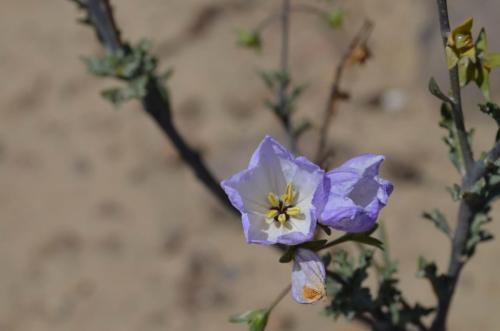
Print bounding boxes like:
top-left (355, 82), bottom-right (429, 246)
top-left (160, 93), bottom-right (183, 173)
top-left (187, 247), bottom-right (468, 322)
top-left (320, 154), bottom-right (393, 233)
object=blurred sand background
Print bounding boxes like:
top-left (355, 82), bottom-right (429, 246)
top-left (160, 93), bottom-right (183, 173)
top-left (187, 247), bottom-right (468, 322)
top-left (1, 0), bottom-right (500, 330)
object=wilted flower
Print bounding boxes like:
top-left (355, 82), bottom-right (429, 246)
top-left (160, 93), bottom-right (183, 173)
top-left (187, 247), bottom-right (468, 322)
top-left (221, 136), bottom-right (328, 245)
top-left (291, 248), bottom-right (326, 304)
top-left (320, 154), bottom-right (393, 233)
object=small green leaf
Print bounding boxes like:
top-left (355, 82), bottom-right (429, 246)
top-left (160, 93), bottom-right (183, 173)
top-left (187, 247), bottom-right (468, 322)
top-left (258, 70), bottom-right (275, 89)
top-left (458, 57), bottom-right (476, 87)
top-left (101, 87), bottom-right (133, 106)
top-left (422, 209), bottom-right (451, 238)
top-left (293, 120), bottom-right (312, 138)
top-left (485, 52), bottom-right (500, 68)
top-left (230, 310), bottom-right (258, 323)
top-left (446, 184), bottom-right (462, 201)
top-left (237, 29), bottom-right (262, 51)
top-left (389, 302), bottom-right (400, 324)
top-left (327, 9), bottom-right (344, 29)
top-left (475, 28), bottom-right (487, 53)
top-left (289, 84), bottom-right (307, 104)
top-left (428, 77), bottom-right (451, 103)
top-left (465, 177), bottom-right (486, 197)
top-left (439, 103), bottom-right (463, 173)
top-left (475, 62), bottom-right (491, 100)
top-left (479, 102), bottom-right (500, 142)
top-left (416, 256), bottom-right (436, 278)
top-left (466, 212), bottom-right (493, 256)
top-left (81, 55), bottom-right (115, 76)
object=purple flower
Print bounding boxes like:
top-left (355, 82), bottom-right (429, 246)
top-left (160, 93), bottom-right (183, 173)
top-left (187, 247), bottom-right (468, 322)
top-left (291, 248), bottom-right (326, 304)
top-left (221, 136), bottom-right (328, 245)
top-left (320, 154), bottom-right (393, 233)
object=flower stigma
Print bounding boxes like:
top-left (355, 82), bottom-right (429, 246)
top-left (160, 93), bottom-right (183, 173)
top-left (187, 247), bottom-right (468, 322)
top-left (266, 183), bottom-right (301, 225)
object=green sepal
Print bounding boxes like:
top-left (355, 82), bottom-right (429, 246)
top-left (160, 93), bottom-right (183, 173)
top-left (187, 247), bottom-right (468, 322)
top-left (278, 247), bottom-right (295, 263)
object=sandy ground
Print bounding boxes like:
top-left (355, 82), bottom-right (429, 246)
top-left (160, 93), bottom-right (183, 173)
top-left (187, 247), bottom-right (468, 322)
top-left (1, 0), bottom-right (500, 330)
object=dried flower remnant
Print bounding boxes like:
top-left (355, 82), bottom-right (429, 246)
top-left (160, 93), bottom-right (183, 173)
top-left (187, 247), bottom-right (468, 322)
top-left (291, 248), bottom-right (326, 304)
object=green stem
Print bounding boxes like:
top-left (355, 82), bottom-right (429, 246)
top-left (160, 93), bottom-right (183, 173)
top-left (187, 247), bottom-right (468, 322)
top-left (268, 284), bottom-right (292, 312)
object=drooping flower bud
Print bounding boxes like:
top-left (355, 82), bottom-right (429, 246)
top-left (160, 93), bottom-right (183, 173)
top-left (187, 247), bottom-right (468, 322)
top-left (291, 248), bottom-right (326, 304)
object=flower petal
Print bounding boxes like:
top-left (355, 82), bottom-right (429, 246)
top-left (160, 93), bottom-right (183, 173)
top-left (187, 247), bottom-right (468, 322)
top-left (221, 166), bottom-right (271, 214)
top-left (336, 153), bottom-right (385, 176)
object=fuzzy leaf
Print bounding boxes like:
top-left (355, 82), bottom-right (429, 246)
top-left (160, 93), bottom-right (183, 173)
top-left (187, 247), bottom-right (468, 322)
top-left (446, 183), bottom-right (462, 201)
top-left (422, 209), bottom-right (451, 238)
top-left (428, 77), bottom-right (451, 102)
top-left (479, 102), bottom-right (500, 141)
top-left (439, 103), bottom-right (463, 173)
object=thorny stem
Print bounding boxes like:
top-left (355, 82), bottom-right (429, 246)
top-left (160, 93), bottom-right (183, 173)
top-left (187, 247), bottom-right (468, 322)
top-left (431, 1), bottom-right (486, 330)
top-left (315, 20), bottom-right (373, 165)
top-left (80, 0), bottom-right (236, 215)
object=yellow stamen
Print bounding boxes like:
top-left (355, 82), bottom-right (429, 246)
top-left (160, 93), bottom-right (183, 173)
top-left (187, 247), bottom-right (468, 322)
top-left (286, 207), bottom-right (300, 216)
top-left (266, 209), bottom-right (279, 219)
top-left (267, 192), bottom-right (279, 207)
top-left (277, 213), bottom-right (287, 224)
top-left (281, 183), bottom-right (295, 205)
